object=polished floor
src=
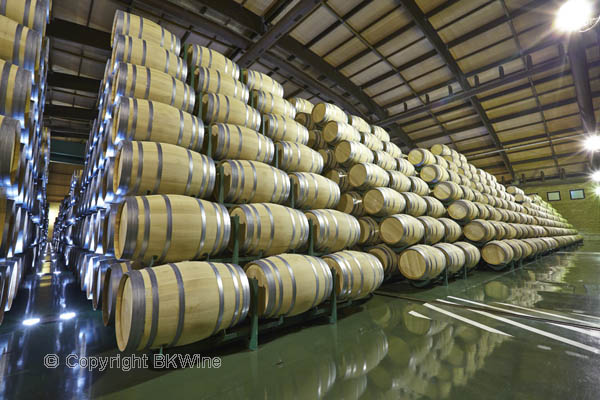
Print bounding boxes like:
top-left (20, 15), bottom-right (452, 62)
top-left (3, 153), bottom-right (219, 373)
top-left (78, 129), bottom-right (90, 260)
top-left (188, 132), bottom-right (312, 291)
top-left (1, 242), bottom-right (600, 399)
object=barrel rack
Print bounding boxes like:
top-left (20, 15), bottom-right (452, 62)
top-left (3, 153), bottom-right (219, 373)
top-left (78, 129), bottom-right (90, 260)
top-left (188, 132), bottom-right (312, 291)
top-left (137, 60), bottom-right (371, 360)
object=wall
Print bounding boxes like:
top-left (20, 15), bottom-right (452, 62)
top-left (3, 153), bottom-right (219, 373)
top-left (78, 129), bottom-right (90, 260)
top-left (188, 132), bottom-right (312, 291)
top-left (521, 180), bottom-right (600, 240)
top-left (47, 202), bottom-right (61, 240)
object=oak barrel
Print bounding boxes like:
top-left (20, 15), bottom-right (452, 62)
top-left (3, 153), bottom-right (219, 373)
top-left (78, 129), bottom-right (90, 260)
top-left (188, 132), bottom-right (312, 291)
top-left (422, 196), bottom-right (446, 218)
top-left (420, 165), bottom-right (449, 184)
top-left (307, 129), bottom-right (327, 150)
top-left (408, 148), bottom-right (435, 167)
top-left (186, 45), bottom-right (240, 79)
top-left (433, 243), bottom-right (466, 274)
top-left (363, 187), bottom-right (406, 216)
top-left (358, 216), bottom-right (380, 246)
top-left (0, 0), bottom-right (49, 33)
top-left (230, 203), bottom-right (309, 256)
top-left (323, 250), bottom-right (384, 300)
top-left (312, 102), bottom-right (347, 125)
top-left (401, 192), bottom-right (428, 217)
top-left (335, 141), bottom-right (374, 165)
top-left (305, 209), bottom-right (360, 252)
top-left (348, 163), bottom-right (389, 190)
top-left (417, 216), bottom-right (445, 245)
top-left (0, 59), bottom-right (32, 123)
top-left (114, 195), bottom-right (230, 264)
top-left (111, 98), bottom-right (204, 152)
top-left (368, 244), bottom-right (398, 276)
top-left (113, 141), bottom-right (216, 198)
top-left (264, 114), bottom-right (309, 144)
top-left (202, 93), bottom-right (261, 130)
top-left (0, 116), bottom-right (21, 187)
top-left (112, 10), bottom-right (180, 53)
top-left (289, 172), bottom-right (340, 209)
top-left (207, 123), bottom-right (274, 163)
top-left (388, 171), bottom-right (411, 192)
top-left (371, 125), bottom-right (390, 142)
top-left (408, 176), bottom-right (430, 196)
top-left (448, 200), bottom-right (478, 222)
top-left (115, 261), bottom-right (249, 351)
top-left (0, 15), bottom-right (41, 72)
top-left (102, 261), bottom-right (134, 326)
top-left (373, 151), bottom-right (397, 171)
top-left (288, 97), bottom-right (314, 114)
top-left (438, 218), bottom-right (462, 242)
top-left (463, 219), bottom-right (496, 242)
top-left (195, 67), bottom-right (249, 102)
top-left (252, 90), bottom-right (296, 118)
top-left (360, 132), bottom-right (384, 151)
top-left (323, 121), bottom-right (361, 144)
top-left (383, 141), bottom-right (402, 158)
top-left (336, 192), bottom-right (365, 217)
top-left (396, 157), bottom-right (416, 176)
top-left (453, 241), bottom-right (481, 269)
top-left (482, 240), bottom-right (515, 266)
top-left (399, 245), bottom-right (446, 280)
top-left (349, 115), bottom-right (371, 133)
top-left (276, 141), bottom-right (324, 173)
top-left (243, 69), bottom-right (284, 97)
top-left (216, 160), bottom-right (290, 204)
top-left (379, 214), bottom-right (424, 246)
top-left (245, 254), bottom-right (332, 318)
top-left (325, 168), bottom-right (350, 192)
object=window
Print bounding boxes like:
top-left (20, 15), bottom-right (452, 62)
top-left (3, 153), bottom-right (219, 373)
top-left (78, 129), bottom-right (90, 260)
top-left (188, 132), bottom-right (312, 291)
top-left (569, 189), bottom-right (585, 200)
top-left (547, 191), bottom-right (561, 201)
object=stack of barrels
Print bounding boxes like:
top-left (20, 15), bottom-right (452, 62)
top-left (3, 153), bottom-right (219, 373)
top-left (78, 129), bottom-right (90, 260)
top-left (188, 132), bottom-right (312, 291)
top-left (52, 10), bottom-right (384, 353)
top-left (0, 0), bottom-right (52, 324)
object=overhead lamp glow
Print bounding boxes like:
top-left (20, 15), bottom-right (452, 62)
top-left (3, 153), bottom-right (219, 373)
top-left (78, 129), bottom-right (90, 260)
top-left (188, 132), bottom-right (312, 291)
top-left (592, 171), bottom-right (600, 182)
top-left (59, 312), bottom-right (76, 320)
top-left (22, 318), bottom-right (40, 326)
top-left (584, 135), bottom-right (600, 151)
top-left (556, 0), bottom-right (595, 31)
top-left (595, 186), bottom-right (600, 197)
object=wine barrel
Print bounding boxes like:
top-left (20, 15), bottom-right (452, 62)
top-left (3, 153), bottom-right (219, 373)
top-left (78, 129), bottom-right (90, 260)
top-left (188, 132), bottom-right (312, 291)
top-left (112, 35), bottom-right (187, 80)
top-left (361, 132), bottom-right (384, 151)
top-left (0, 59), bottom-right (32, 123)
top-left (482, 240), bottom-right (515, 266)
top-left (0, 116), bottom-right (21, 187)
top-left (388, 171), bottom-right (411, 192)
top-left (396, 157), bottom-right (416, 176)
top-left (294, 112), bottom-right (316, 129)
top-left (243, 69), bottom-right (284, 97)
top-left (408, 148), bottom-right (435, 167)
top-left (288, 97), bottom-right (314, 114)
top-left (0, 15), bottom-right (41, 72)
top-left (504, 239), bottom-right (523, 260)
top-left (276, 141), bottom-right (324, 173)
top-left (91, 256), bottom-right (119, 310)
top-left (433, 243), bottom-right (466, 274)
top-left (368, 244), bottom-right (398, 276)
top-left (202, 93), bottom-right (261, 131)
top-left (417, 216), bottom-right (445, 245)
top-left (207, 123), bottom-right (274, 163)
top-left (438, 218), bottom-right (462, 242)
top-left (264, 114), bottom-right (309, 144)
top-left (323, 250), bottom-right (384, 300)
top-left (216, 160), bottom-right (289, 204)
top-left (307, 129), bottom-right (327, 150)
top-left (420, 165), bottom-right (449, 184)
top-left (409, 176), bottom-right (430, 196)
top-left (115, 261), bottom-right (249, 351)
top-left (252, 90), bottom-right (296, 119)
top-left (373, 151), bottom-right (397, 170)
top-left (113, 141), bottom-right (216, 198)
top-left (453, 241), bottom-right (481, 269)
top-left (305, 209), bottom-right (360, 252)
top-left (422, 196), bottom-right (446, 218)
top-left (463, 219), bottom-right (496, 242)
top-left (325, 168), bottom-right (350, 192)
top-left (245, 254), bottom-right (332, 317)
top-left (101, 261), bottom-right (134, 326)
top-left (448, 200), bottom-right (478, 222)
top-left (112, 10), bottom-right (180, 53)
top-left (186, 45), bottom-right (240, 80)
top-left (460, 185), bottom-right (476, 201)
top-left (1, 0), bottom-right (48, 33)
top-left (114, 195), bottom-right (231, 264)
top-left (289, 172), bottom-right (340, 209)
top-left (358, 216), bottom-right (380, 246)
top-left (230, 203), bottom-right (309, 256)
top-left (371, 125), bottom-right (390, 142)
top-left (399, 245), bottom-right (446, 281)
top-left (401, 192), bottom-right (428, 217)
top-left (312, 102), bottom-right (347, 125)
top-left (363, 187), bottom-right (406, 216)
top-left (489, 221), bottom-right (507, 240)
top-left (434, 181), bottom-right (463, 202)
top-left (195, 67), bottom-right (249, 102)
top-left (323, 121), bottom-right (360, 144)
top-left (379, 214), bottom-right (424, 246)
top-left (0, 190), bottom-right (18, 256)
top-left (434, 155), bottom-right (449, 169)
top-left (335, 140), bottom-right (374, 165)
top-left (111, 98), bottom-right (204, 152)
top-left (348, 115), bottom-right (371, 133)
top-left (318, 148), bottom-right (338, 170)
top-left (348, 163), bottom-right (389, 189)
top-left (112, 63), bottom-right (195, 113)
top-left (383, 141), bottom-right (402, 159)
top-left (431, 144), bottom-right (451, 156)
top-left (337, 192), bottom-right (365, 217)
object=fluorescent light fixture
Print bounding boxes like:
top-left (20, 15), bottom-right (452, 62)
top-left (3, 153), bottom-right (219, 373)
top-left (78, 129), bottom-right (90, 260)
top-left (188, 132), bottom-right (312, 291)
top-left (22, 318), bottom-right (40, 326)
top-left (59, 312), bottom-right (76, 320)
top-left (595, 186), bottom-right (600, 196)
top-left (584, 135), bottom-right (600, 151)
top-left (592, 171), bottom-right (600, 182)
top-left (556, 0), bottom-right (594, 31)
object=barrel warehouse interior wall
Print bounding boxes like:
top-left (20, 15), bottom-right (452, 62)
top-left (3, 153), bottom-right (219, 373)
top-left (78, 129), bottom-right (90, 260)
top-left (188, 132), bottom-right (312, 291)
top-left (522, 180), bottom-right (600, 240)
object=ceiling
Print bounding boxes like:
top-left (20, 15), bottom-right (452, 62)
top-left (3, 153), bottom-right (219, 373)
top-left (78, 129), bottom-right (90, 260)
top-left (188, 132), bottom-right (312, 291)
top-left (44, 0), bottom-right (600, 185)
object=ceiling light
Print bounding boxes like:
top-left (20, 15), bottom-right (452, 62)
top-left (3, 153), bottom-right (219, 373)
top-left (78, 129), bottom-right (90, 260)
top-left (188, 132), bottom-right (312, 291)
top-left (556, 0), bottom-right (595, 31)
top-left (22, 318), bottom-right (40, 326)
top-left (592, 171), bottom-right (600, 182)
top-left (584, 135), bottom-right (600, 151)
top-left (59, 312), bottom-right (76, 320)
top-left (595, 186), bottom-right (600, 197)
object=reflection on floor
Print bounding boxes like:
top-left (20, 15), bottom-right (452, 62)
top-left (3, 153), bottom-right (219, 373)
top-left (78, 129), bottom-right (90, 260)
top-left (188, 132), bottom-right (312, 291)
top-left (1, 243), bottom-right (600, 399)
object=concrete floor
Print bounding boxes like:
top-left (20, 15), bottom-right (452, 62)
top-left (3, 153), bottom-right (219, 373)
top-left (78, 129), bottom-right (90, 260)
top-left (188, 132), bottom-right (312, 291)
top-left (1, 242), bottom-right (600, 399)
